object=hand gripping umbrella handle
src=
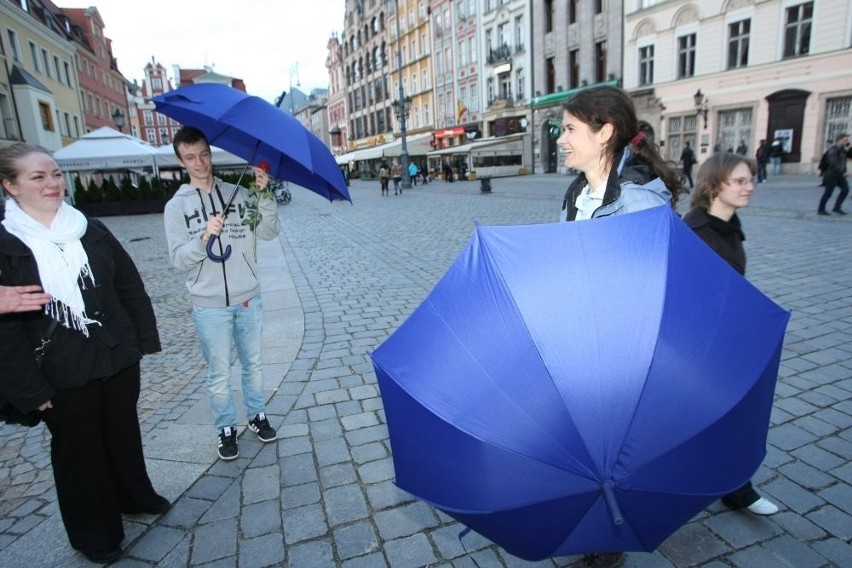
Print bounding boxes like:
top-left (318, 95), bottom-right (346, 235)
top-left (206, 234), bottom-right (231, 263)
top-left (602, 482), bottom-right (624, 526)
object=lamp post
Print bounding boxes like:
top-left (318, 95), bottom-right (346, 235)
top-left (694, 89), bottom-right (709, 130)
top-left (111, 108), bottom-right (126, 133)
top-left (390, 0), bottom-right (411, 189)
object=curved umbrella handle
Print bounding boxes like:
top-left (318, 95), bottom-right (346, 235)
top-left (206, 234), bottom-right (232, 263)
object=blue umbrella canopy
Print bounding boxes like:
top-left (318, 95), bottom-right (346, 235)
top-left (152, 83), bottom-right (350, 203)
top-left (370, 205), bottom-right (790, 560)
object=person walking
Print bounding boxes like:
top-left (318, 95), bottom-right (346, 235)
top-left (679, 140), bottom-right (697, 189)
top-left (164, 126), bottom-right (279, 461)
top-left (755, 139), bottom-right (769, 183)
top-left (817, 132), bottom-right (850, 216)
top-left (0, 143), bottom-right (168, 564)
top-left (769, 138), bottom-right (784, 175)
top-left (556, 85), bottom-right (685, 568)
top-left (391, 160), bottom-right (403, 195)
top-left (379, 162), bottom-right (390, 196)
top-left (408, 161), bottom-right (418, 186)
top-left (682, 152), bottom-right (781, 517)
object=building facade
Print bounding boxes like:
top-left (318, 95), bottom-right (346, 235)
top-left (530, 0), bottom-right (624, 174)
top-left (0, 0), bottom-right (84, 149)
top-left (624, 0), bottom-right (852, 174)
top-left (326, 33), bottom-right (349, 155)
top-left (62, 6), bottom-right (125, 135)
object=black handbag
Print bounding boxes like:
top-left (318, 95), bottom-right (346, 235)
top-left (0, 319), bottom-right (58, 428)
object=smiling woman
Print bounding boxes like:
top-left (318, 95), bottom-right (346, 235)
top-left (0, 143), bottom-right (169, 564)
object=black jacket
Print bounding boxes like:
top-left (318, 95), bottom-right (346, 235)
top-left (682, 207), bottom-right (746, 275)
top-left (0, 217), bottom-right (161, 413)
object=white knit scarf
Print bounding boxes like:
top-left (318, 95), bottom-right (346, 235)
top-left (2, 199), bottom-right (100, 336)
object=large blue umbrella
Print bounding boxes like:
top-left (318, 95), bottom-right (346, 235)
top-left (152, 83), bottom-right (350, 203)
top-left (370, 206), bottom-right (790, 560)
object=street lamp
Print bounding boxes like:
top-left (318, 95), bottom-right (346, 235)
top-left (694, 89), bottom-right (709, 130)
top-left (111, 108), bottom-right (126, 133)
top-left (390, 0), bottom-right (411, 189)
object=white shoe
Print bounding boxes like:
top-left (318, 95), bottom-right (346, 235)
top-left (747, 497), bottom-right (779, 515)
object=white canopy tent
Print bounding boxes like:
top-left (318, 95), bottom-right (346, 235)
top-left (53, 126), bottom-right (159, 173)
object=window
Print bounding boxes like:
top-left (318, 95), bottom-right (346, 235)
top-left (569, 0), bottom-right (578, 24)
top-left (6, 30), bottom-right (20, 62)
top-left (727, 19), bottom-right (750, 69)
top-left (569, 49), bottom-right (579, 88)
top-left (677, 33), bottom-right (696, 78)
top-left (29, 42), bottom-right (40, 72)
top-left (53, 56), bottom-right (60, 79)
top-left (545, 0), bottom-right (554, 33)
top-left (783, 2), bottom-right (812, 58)
top-left (666, 115), bottom-right (698, 162)
top-left (718, 108), bottom-right (753, 153)
top-left (824, 97), bottom-right (852, 143)
top-left (144, 110), bottom-right (154, 125)
top-left (639, 45), bottom-right (654, 86)
top-left (595, 41), bottom-right (607, 83)
top-left (42, 49), bottom-right (51, 78)
top-left (38, 101), bottom-right (53, 130)
top-left (64, 61), bottom-right (73, 86)
top-left (546, 56), bottom-right (555, 93)
top-left (499, 72), bottom-right (512, 100)
top-left (596, 0), bottom-right (606, 14)
top-left (515, 16), bottom-right (523, 51)
top-left (516, 68), bottom-right (524, 101)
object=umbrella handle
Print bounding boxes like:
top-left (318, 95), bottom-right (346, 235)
top-left (602, 482), bottom-right (624, 526)
top-left (206, 234), bottom-right (232, 263)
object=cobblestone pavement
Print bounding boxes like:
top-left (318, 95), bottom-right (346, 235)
top-left (1, 173), bottom-right (850, 567)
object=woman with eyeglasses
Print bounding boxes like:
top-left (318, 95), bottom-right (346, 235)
top-left (683, 152), bottom-right (779, 516)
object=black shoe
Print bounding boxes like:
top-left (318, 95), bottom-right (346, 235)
top-left (81, 547), bottom-right (122, 564)
top-left (123, 494), bottom-right (171, 515)
top-left (818, 210), bottom-right (830, 216)
top-left (833, 209), bottom-right (846, 215)
top-left (218, 426), bottom-right (239, 460)
top-left (248, 413), bottom-right (277, 442)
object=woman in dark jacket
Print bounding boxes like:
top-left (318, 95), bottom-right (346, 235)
top-left (682, 152), bottom-right (779, 517)
top-left (0, 143), bottom-right (168, 564)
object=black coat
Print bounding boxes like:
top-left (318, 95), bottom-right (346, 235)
top-left (0, 218), bottom-right (161, 413)
top-left (682, 207), bottom-right (746, 275)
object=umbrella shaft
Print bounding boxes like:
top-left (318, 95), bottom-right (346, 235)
top-left (602, 482), bottom-right (624, 526)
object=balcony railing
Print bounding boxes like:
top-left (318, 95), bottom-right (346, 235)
top-left (487, 44), bottom-right (512, 64)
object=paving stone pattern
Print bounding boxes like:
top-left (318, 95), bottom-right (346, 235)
top-left (0, 173), bottom-right (850, 567)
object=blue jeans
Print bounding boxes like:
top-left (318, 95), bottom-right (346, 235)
top-left (193, 296), bottom-right (266, 431)
top-left (770, 156), bottom-right (781, 175)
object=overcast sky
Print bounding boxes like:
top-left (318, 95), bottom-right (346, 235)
top-left (66, 0), bottom-right (346, 104)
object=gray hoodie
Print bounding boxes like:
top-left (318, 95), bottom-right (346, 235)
top-left (164, 177), bottom-right (280, 308)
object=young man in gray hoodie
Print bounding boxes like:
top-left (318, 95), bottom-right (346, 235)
top-left (164, 126), bottom-right (280, 460)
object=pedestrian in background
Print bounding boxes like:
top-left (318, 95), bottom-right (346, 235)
top-left (164, 126), bottom-right (279, 462)
top-left (736, 139), bottom-right (748, 156)
top-left (0, 143), bottom-right (168, 564)
top-left (408, 161), bottom-right (418, 186)
top-left (679, 140), bottom-right (697, 189)
top-left (379, 162), bottom-right (390, 196)
top-left (817, 132), bottom-right (850, 216)
top-left (817, 139), bottom-right (833, 187)
top-left (769, 138), bottom-right (784, 175)
top-left (755, 139), bottom-right (769, 183)
top-left (391, 160), bottom-right (403, 195)
top-left (682, 152), bottom-right (781, 517)
top-left (556, 85), bottom-right (685, 568)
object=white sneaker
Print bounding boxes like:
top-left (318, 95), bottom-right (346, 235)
top-left (747, 497), bottom-right (779, 515)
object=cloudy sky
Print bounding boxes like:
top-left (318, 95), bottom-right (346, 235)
top-left (67, 0), bottom-right (346, 104)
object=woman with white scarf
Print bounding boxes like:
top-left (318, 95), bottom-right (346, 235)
top-left (0, 143), bottom-right (167, 564)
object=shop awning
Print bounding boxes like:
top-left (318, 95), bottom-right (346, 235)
top-left (383, 133), bottom-right (433, 157)
top-left (427, 133), bottom-right (527, 157)
top-left (531, 79), bottom-right (621, 109)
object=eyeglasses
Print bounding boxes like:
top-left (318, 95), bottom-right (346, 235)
top-left (727, 177), bottom-right (754, 187)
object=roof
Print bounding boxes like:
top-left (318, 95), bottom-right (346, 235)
top-left (9, 65), bottom-right (51, 94)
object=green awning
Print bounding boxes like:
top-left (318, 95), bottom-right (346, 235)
top-left (531, 79), bottom-right (621, 109)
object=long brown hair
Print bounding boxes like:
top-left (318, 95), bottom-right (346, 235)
top-left (562, 86), bottom-right (685, 207)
